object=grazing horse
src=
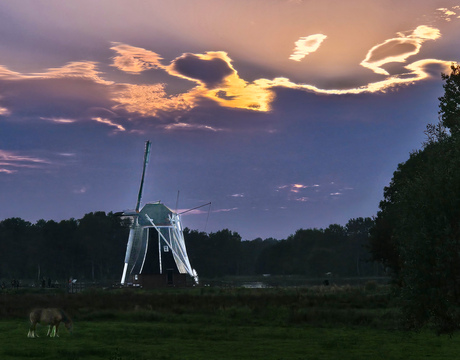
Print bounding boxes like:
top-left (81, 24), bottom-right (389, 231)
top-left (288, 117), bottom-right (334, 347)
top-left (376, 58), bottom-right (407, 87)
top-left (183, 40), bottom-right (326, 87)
top-left (27, 308), bottom-right (73, 338)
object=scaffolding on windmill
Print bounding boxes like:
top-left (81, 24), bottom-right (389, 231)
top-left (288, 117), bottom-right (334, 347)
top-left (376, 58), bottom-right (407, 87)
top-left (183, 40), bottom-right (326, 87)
top-left (119, 141), bottom-right (200, 286)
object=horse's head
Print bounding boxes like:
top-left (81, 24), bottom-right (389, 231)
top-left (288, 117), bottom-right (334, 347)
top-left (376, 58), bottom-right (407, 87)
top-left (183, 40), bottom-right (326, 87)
top-left (65, 320), bottom-right (73, 335)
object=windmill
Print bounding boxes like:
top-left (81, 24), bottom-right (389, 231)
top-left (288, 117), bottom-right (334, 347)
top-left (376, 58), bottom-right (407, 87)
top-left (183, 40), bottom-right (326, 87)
top-left (119, 141), bottom-right (198, 286)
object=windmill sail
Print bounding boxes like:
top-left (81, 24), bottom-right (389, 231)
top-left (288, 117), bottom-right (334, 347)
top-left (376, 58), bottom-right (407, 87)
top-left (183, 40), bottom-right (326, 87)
top-left (120, 141), bottom-right (152, 285)
top-left (125, 227), bottom-right (149, 275)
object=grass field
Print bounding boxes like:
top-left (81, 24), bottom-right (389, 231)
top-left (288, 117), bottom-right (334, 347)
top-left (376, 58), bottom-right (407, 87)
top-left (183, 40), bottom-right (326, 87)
top-left (0, 285), bottom-right (459, 359)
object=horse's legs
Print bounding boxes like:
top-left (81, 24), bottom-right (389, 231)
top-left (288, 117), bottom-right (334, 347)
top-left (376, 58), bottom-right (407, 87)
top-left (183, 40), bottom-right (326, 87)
top-left (46, 325), bottom-right (52, 337)
top-left (28, 323), bottom-right (37, 338)
top-left (49, 323), bottom-right (59, 337)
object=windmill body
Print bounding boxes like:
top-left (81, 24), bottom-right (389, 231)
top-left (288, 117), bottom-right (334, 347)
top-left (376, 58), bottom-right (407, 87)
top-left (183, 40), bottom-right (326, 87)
top-left (120, 141), bottom-right (198, 286)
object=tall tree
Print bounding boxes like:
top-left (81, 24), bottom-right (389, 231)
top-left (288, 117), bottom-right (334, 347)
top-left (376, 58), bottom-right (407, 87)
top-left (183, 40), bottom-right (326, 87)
top-left (370, 65), bottom-right (460, 333)
top-left (438, 64), bottom-right (460, 134)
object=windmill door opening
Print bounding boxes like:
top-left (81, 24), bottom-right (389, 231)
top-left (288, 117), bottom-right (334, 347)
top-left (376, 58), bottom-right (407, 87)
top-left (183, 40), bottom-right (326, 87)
top-left (167, 269), bottom-right (174, 285)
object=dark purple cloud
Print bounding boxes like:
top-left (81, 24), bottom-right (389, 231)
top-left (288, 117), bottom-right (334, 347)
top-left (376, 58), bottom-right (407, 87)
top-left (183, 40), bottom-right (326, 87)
top-left (169, 54), bottom-right (234, 88)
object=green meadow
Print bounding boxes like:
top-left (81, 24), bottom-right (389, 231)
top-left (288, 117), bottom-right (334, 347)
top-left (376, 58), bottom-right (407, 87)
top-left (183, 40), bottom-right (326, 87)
top-left (0, 285), bottom-right (459, 360)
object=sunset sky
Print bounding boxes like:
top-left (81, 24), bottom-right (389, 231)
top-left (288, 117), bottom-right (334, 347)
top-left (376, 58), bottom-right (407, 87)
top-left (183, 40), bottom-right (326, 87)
top-left (1, 0), bottom-right (459, 240)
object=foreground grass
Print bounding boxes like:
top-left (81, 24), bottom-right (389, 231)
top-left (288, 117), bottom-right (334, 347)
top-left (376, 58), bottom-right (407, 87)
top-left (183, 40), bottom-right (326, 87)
top-left (0, 286), bottom-right (459, 359)
top-left (1, 320), bottom-right (459, 360)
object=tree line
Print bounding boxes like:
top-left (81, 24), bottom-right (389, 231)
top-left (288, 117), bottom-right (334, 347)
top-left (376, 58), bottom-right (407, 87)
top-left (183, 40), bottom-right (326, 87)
top-left (185, 217), bottom-right (378, 278)
top-left (0, 211), bottom-right (379, 284)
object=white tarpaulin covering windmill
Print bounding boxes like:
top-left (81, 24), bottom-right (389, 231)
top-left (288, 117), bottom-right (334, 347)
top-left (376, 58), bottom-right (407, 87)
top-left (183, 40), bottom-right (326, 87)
top-left (120, 141), bottom-right (198, 285)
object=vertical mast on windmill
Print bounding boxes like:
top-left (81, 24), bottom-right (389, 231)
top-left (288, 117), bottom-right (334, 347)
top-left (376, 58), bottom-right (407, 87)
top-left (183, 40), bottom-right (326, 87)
top-left (120, 141), bottom-right (151, 285)
top-left (119, 141), bottom-right (199, 286)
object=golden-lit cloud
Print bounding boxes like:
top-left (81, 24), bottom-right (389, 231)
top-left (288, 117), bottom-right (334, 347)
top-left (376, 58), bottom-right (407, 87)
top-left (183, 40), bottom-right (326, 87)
top-left (165, 51), bottom-right (275, 111)
top-left (110, 42), bottom-right (164, 74)
top-left (112, 83), bottom-right (192, 116)
top-left (210, 73), bottom-right (275, 112)
top-left (289, 34), bottom-right (327, 61)
top-left (360, 25), bottom-right (441, 76)
top-left (262, 58), bottom-right (455, 95)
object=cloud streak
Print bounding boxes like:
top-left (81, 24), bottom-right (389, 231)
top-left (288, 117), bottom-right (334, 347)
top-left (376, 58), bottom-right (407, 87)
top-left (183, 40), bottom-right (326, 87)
top-left (0, 150), bottom-right (50, 174)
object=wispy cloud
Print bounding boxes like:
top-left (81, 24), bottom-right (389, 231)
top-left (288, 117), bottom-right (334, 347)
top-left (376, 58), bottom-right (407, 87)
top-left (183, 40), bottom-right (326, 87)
top-left (73, 186), bottom-right (87, 194)
top-left (0, 106), bottom-right (10, 116)
top-left (31, 61), bottom-right (110, 83)
top-left (40, 117), bottom-right (76, 124)
top-left (289, 34), bottom-right (327, 61)
top-left (91, 117), bottom-right (126, 132)
top-left (278, 183), bottom-right (319, 193)
top-left (0, 150), bottom-right (50, 174)
top-left (162, 122), bottom-right (222, 132)
top-left (436, 7), bottom-right (458, 21)
top-left (110, 42), bottom-right (164, 74)
top-left (213, 207), bottom-right (238, 213)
